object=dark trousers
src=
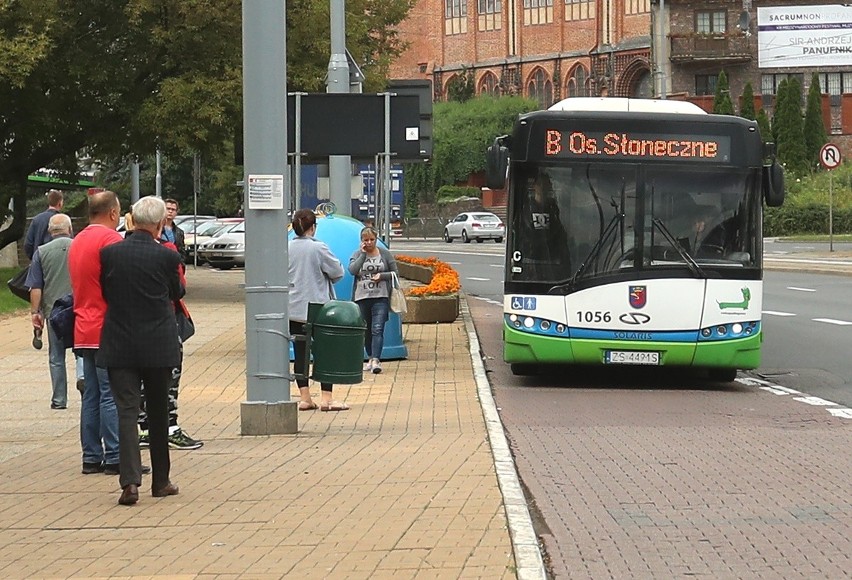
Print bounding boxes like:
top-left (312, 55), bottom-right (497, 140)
top-left (290, 320), bottom-right (332, 392)
top-left (108, 367), bottom-right (172, 490)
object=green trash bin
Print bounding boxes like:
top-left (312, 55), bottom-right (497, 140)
top-left (308, 300), bottom-right (365, 385)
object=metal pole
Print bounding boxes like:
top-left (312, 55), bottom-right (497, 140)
top-left (294, 92), bottom-right (303, 213)
top-left (192, 153), bottom-right (201, 267)
top-left (383, 92), bottom-right (393, 246)
top-left (829, 171), bottom-right (834, 252)
top-left (328, 0), bottom-right (351, 216)
top-left (659, 0), bottom-right (666, 99)
top-left (155, 149), bottom-right (162, 197)
top-left (241, 0), bottom-right (295, 434)
top-left (130, 158), bottom-right (140, 203)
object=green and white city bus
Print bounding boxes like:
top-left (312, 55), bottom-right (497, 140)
top-left (486, 97), bottom-right (785, 380)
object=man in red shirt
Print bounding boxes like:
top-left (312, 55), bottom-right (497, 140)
top-left (68, 191), bottom-right (122, 475)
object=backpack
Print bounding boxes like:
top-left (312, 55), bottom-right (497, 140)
top-left (49, 293), bottom-right (75, 350)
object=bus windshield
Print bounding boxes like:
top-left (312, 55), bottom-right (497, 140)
top-left (509, 163), bottom-right (761, 286)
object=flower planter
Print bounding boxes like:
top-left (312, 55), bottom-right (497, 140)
top-left (402, 294), bottom-right (460, 324)
top-left (397, 262), bottom-right (433, 284)
top-left (396, 261), bottom-right (460, 323)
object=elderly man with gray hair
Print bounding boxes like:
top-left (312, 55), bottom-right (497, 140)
top-left (98, 196), bottom-right (183, 505)
top-left (26, 213), bottom-right (76, 409)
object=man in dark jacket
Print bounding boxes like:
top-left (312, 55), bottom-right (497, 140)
top-left (99, 196), bottom-right (183, 506)
top-left (159, 198), bottom-right (185, 259)
top-left (24, 189), bottom-right (64, 260)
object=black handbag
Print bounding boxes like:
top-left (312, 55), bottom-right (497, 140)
top-left (6, 265), bottom-right (31, 302)
top-left (49, 293), bottom-right (75, 349)
top-left (176, 305), bottom-right (195, 342)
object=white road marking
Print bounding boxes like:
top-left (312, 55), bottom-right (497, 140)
top-left (813, 318), bottom-right (852, 326)
top-left (738, 377), bottom-right (850, 420)
top-left (490, 264), bottom-right (504, 267)
top-left (763, 310), bottom-right (796, 317)
top-left (760, 386), bottom-right (796, 396)
top-left (793, 396), bottom-right (837, 406)
top-left (467, 277), bottom-right (489, 281)
top-left (786, 286), bottom-right (816, 292)
top-left (445, 261), bottom-right (462, 265)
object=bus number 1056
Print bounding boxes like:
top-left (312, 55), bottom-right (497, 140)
top-left (577, 311), bottom-right (612, 323)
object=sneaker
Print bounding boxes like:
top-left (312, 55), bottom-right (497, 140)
top-left (50, 403), bottom-right (67, 410)
top-left (168, 429), bottom-right (203, 450)
top-left (32, 328), bottom-right (43, 350)
top-left (139, 431), bottom-right (150, 449)
top-left (371, 358), bottom-right (382, 374)
top-left (363, 360), bottom-right (373, 372)
top-left (81, 462), bottom-right (104, 475)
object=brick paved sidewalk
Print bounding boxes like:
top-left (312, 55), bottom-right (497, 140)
top-left (0, 268), bottom-right (515, 579)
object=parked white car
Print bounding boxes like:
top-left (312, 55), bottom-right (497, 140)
top-left (443, 212), bottom-right (504, 243)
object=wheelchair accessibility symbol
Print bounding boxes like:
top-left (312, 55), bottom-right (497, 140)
top-left (511, 296), bottom-right (537, 311)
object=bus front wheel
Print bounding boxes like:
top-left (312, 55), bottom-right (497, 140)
top-left (709, 368), bottom-right (737, 382)
top-left (511, 363), bottom-right (538, 376)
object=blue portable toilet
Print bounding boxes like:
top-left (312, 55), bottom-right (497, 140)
top-left (288, 213), bottom-right (408, 361)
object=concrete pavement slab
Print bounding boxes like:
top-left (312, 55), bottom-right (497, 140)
top-left (0, 267), bottom-right (516, 579)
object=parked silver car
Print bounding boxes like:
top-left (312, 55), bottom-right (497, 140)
top-left (443, 212), bottom-right (505, 243)
top-left (197, 221), bottom-right (246, 270)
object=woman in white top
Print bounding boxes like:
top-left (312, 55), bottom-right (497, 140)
top-left (288, 209), bottom-right (348, 411)
top-left (348, 226), bottom-right (398, 374)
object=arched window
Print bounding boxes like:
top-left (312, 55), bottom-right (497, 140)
top-left (479, 72), bottom-right (500, 96)
top-left (566, 65), bottom-right (590, 97)
top-left (527, 69), bottom-right (553, 108)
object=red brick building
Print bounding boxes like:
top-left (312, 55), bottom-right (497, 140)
top-left (660, 1), bottom-right (852, 154)
top-left (389, 0), bottom-right (655, 105)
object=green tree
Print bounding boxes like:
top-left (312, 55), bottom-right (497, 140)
top-left (771, 79), bottom-right (788, 143)
top-left (775, 77), bottom-right (808, 175)
top-left (739, 82), bottom-right (756, 120)
top-left (446, 67), bottom-right (476, 103)
top-left (405, 96), bottom-right (538, 209)
top-left (0, 0), bottom-right (416, 250)
top-left (803, 73), bottom-right (828, 172)
top-left (712, 71), bottom-right (734, 115)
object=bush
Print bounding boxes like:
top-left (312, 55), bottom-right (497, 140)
top-left (436, 185), bottom-right (480, 203)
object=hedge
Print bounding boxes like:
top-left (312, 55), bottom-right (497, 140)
top-left (764, 204), bottom-right (852, 236)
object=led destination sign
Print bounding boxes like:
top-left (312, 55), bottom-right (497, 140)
top-left (543, 129), bottom-right (731, 162)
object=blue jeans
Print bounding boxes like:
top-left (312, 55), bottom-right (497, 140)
top-left (357, 298), bottom-right (389, 360)
top-left (46, 321), bottom-right (68, 407)
top-left (79, 351), bottom-right (120, 465)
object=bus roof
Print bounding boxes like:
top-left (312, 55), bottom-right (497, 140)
top-left (548, 97), bottom-right (706, 115)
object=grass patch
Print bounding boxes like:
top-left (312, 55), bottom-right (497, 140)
top-left (776, 234), bottom-right (852, 242)
top-left (0, 266), bottom-right (29, 316)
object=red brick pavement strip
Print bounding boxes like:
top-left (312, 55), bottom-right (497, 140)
top-left (0, 268), bottom-right (515, 579)
top-left (499, 382), bottom-right (852, 579)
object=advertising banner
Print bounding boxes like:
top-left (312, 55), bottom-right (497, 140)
top-left (757, 5), bottom-right (852, 68)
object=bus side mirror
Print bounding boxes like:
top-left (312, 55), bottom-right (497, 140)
top-left (763, 161), bottom-right (785, 207)
top-left (486, 137), bottom-right (510, 190)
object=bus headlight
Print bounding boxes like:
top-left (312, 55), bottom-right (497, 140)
top-left (731, 323), bottom-right (743, 335)
top-left (524, 317), bottom-right (535, 328)
top-left (556, 324), bottom-right (566, 334)
top-left (716, 325), bottom-right (727, 335)
top-left (540, 320), bottom-right (551, 331)
top-left (701, 328), bottom-right (712, 337)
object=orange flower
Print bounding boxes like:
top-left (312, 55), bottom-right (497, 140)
top-left (397, 255), bottom-right (460, 296)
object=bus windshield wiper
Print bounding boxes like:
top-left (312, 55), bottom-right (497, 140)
top-left (652, 218), bottom-right (705, 278)
top-left (549, 211), bottom-right (623, 294)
